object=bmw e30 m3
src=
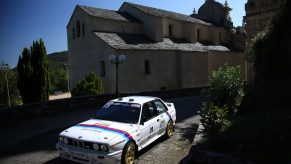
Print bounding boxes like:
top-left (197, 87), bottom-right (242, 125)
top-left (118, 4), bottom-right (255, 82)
top-left (56, 96), bottom-right (176, 164)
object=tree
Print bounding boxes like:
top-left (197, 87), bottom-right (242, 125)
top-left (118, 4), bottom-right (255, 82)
top-left (50, 67), bottom-right (68, 92)
top-left (17, 39), bottom-right (50, 104)
top-left (71, 72), bottom-right (104, 97)
top-left (0, 62), bottom-right (20, 107)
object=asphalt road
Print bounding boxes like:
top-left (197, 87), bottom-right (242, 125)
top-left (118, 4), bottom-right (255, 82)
top-left (0, 96), bottom-right (203, 164)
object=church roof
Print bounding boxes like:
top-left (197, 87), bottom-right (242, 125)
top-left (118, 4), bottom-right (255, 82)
top-left (94, 32), bottom-right (230, 52)
top-left (78, 5), bottom-right (140, 22)
top-left (78, 2), bottom-right (211, 25)
top-left (123, 2), bottom-right (211, 25)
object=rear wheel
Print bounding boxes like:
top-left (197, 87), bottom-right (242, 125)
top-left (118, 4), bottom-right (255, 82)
top-left (165, 120), bottom-right (174, 138)
top-left (121, 141), bottom-right (136, 164)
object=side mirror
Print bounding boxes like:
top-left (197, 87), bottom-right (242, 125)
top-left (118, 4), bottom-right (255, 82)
top-left (140, 121), bottom-right (144, 126)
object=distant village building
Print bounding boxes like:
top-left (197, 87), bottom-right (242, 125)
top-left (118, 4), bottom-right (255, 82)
top-left (67, 1), bottom-right (245, 94)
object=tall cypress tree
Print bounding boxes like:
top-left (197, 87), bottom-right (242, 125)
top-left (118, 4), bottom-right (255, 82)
top-left (17, 48), bottom-right (33, 103)
top-left (17, 39), bottom-right (50, 104)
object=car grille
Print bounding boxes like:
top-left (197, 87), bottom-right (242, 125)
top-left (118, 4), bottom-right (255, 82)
top-left (67, 138), bottom-right (94, 150)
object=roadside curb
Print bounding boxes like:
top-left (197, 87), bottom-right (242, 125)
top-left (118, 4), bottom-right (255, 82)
top-left (187, 121), bottom-right (245, 164)
top-left (192, 123), bottom-right (204, 146)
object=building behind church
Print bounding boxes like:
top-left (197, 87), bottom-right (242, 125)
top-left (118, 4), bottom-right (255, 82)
top-left (244, 0), bottom-right (284, 80)
top-left (244, 0), bottom-right (284, 44)
top-left (67, 0), bottom-right (245, 94)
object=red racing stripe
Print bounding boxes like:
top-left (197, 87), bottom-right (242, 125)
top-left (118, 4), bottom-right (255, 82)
top-left (79, 123), bottom-right (133, 140)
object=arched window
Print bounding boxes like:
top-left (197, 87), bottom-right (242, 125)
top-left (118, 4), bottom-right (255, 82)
top-left (169, 25), bottom-right (173, 37)
top-left (82, 23), bottom-right (85, 36)
top-left (76, 20), bottom-right (80, 38)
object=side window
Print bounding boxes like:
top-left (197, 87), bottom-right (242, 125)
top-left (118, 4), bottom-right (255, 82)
top-left (141, 102), bottom-right (158, 122)
top-left (153, 100), bottom-right (167, 114)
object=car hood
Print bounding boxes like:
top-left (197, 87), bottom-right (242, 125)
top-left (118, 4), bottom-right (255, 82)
top-left (60, 119), bottom-right (137, 143)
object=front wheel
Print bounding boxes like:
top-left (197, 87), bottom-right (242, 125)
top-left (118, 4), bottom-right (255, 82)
top-left (121, 141), bottom-right (136, 164)
top-left (165, 120), bottom-right (174, 138)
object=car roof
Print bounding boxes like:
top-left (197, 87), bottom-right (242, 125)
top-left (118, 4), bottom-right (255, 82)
top-left (111, 96), bottom-right (158, 104)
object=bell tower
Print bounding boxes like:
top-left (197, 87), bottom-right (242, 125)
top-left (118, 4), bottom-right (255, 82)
top-left (195, 0), bottom-right (233, 29)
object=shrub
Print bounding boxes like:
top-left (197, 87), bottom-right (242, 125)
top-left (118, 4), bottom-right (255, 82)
top-left (200, 65), bottom-right (244, 137)
top-left (200, 102), bottom-right (228, 138)
top-left (203, 65), bottom-right (244, 115)
top-left (71, 72), bottom-right (104, 97)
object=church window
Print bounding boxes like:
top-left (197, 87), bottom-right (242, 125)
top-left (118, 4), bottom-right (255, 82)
top-left (82, 23), bottom-right (85, 37)
top-left (219, 32), bottom-right (222, 44)
top-left (100, 61), bottom-right (105, 77)
top-left (76, 20), bottom-right (81, 38)
top-left (72, 28), bottom-right (75, 39)
top-left (169, 25), bottom-right (173, 37)
top-left (197, 29), bottom-right (200, 40)
top-left (145, 60), bottom-right (151, 75)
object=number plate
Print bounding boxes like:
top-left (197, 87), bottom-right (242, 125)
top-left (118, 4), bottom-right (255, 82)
top-left (73, 151), bottom-right (86, 159)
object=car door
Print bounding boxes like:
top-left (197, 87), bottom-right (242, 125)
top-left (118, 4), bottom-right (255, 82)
top-left (147, 101), bottom-right (161, 138)
top-left (139, 102), bottom-right (156, 146)
top-left (152, 100), bottom-right (169, 135)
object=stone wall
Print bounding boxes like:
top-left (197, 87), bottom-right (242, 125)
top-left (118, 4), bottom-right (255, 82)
top-left (0, 88), bottom-right (204, 122)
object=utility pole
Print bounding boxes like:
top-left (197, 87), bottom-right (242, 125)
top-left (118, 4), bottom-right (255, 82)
top-left (2, 64), bottom-right (11, 107)
top-left (64, 64), bottom-right (70, 92)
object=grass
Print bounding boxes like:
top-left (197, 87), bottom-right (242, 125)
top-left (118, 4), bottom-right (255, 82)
top-left (202, 109), bottom-right (291, 163)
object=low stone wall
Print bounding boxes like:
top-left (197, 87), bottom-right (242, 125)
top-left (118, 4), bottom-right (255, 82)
top-left (0, 87), bottom-right (204, 122)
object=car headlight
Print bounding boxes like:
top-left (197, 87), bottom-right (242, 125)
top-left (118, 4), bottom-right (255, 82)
top-left (59, 136), bottom-right (63, 142)
top-left (93, 143), bottom-right (99, 150)
top-left (100, 144), bottom-right (108, 152)
top-left (64, 138), bottom-right (68, 144)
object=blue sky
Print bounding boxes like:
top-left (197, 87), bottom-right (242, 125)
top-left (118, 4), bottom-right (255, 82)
top-left (0, 0), bottom-right (247, 67)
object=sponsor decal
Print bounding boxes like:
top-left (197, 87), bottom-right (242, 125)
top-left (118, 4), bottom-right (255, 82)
top-left (160, 119), bottom-right (166, 128)
top-left (131, 104), bottom-right (141, 108)
top-left (111, 140), bottom-right (126, 147)
top-left (80, 128), bottom-right (102, 133)
top-left (76, 124), bottom-right (133, 141)
top-left (93, 122), bottom-right (111, 127)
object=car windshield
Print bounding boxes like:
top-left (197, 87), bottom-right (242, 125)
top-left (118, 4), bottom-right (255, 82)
top-left (95, 101), bottom-right (141, 124)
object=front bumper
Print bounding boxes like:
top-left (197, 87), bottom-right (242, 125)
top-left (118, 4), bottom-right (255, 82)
top-left (56, 142), bottom-right (122, 164)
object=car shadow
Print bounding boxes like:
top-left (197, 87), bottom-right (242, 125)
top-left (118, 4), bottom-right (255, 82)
top-left (136, 135), bottom-right (167, 159)
top-left (44, 157), bottom-right (77, 164)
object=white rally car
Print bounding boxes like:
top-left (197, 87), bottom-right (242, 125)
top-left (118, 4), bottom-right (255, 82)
top-left (56, 96), bottom-right (176, 164)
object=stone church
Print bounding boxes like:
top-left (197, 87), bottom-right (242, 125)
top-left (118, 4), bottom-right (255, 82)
top-left (67, 0), bottom-right (245, 94)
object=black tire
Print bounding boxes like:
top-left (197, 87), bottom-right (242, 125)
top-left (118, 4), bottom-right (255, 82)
top-left (121, 141), bottom-right (136, 164)
top-left (165, 120), bottom-right (174, 138)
